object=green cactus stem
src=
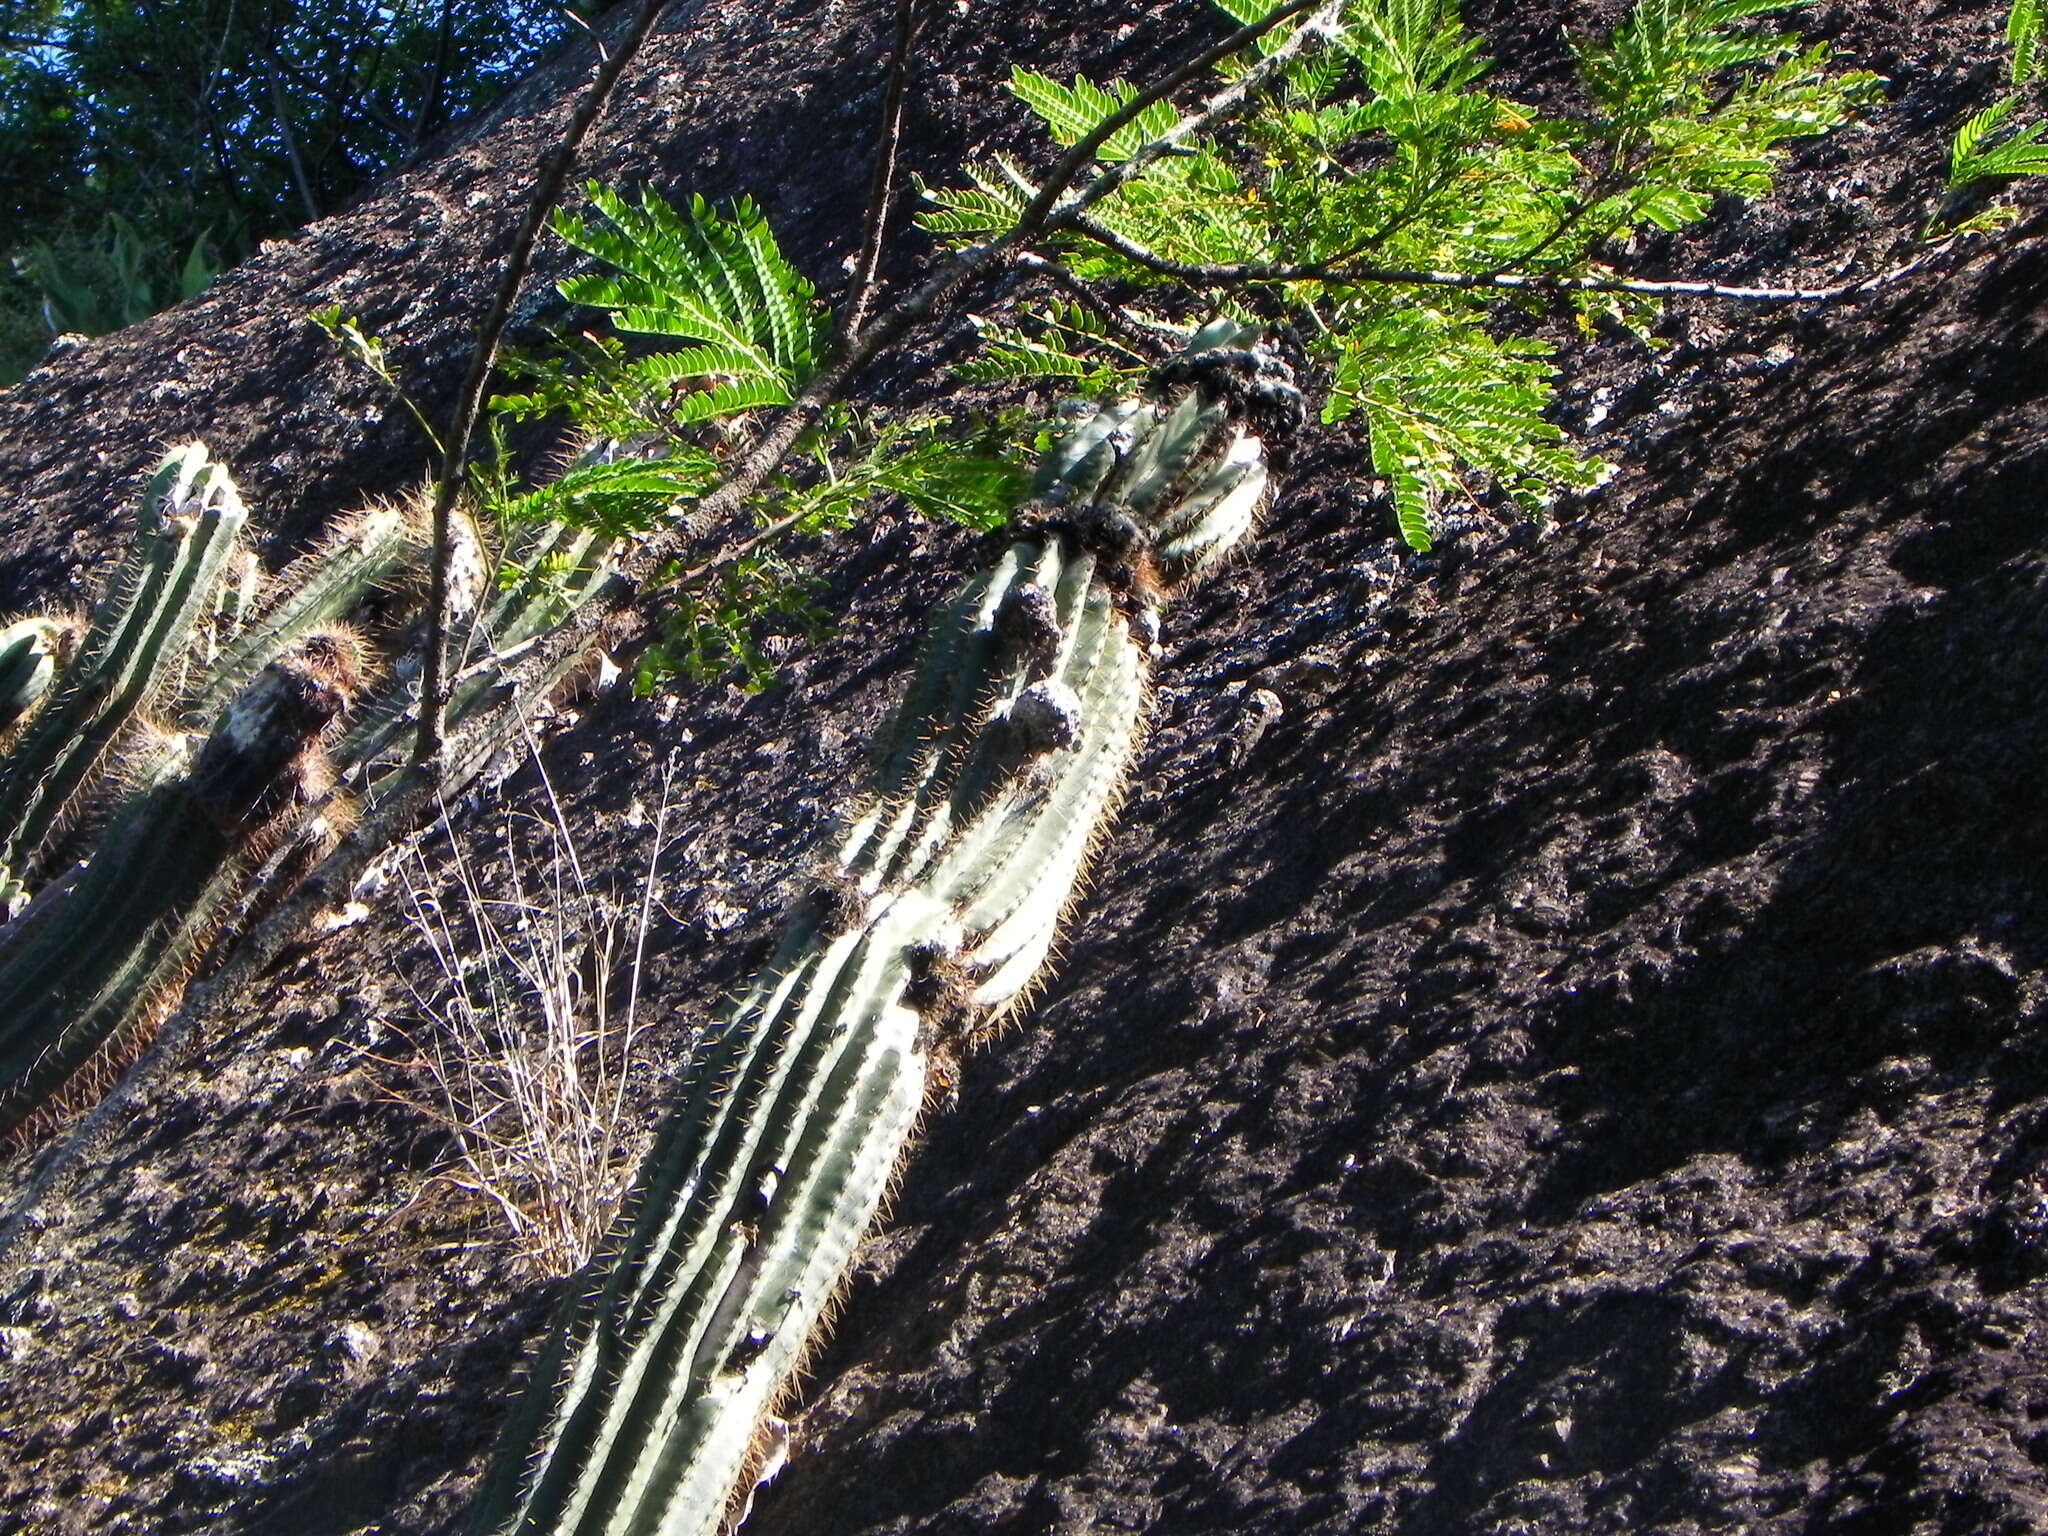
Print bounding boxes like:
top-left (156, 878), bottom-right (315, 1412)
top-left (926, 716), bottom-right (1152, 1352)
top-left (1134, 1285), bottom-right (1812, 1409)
top-left (475, 330), bottom-right (1279, 1536)
top-left (183, 497), bottom-right (428, 729)
top-left (335, 513), bottom-right (615, 795)
top-left (0, 629), bottom-right (364, 1140)
top-left (476, 895), bottom-right (934, 1536)
top-left (0, 615), bottom-right (79, 739)
top-left (0, 444), bottom-right (250, 891)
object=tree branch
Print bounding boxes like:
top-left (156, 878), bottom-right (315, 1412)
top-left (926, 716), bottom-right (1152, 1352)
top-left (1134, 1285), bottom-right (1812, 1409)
top-left (844, 0), bottom-right (931, 335)
top-left (0, 0), bottom-right (1354, 1261)
top-left (259, 48), bottom-right (323, 223)
top-left (1066, 210), bottom-right (1958, 304)
top-left (412, 0), bottom-right (676, 769)
top-left (1025, 0), bottom-right (1340, 232)
top-left (1014, 251), bottom-right (1179, 357)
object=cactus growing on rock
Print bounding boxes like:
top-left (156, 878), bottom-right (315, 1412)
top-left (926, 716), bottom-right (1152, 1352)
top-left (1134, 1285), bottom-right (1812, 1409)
top-left (0, 614), bottom-right (80, 739)
top-left (0, 629), bottom-right (366, 1138)
top-left (335, 508), bottom-right (616, 796)
top-left (473, 324), bottom-right (1282, 1536)
top-left (0, 435), bottom-right (632, 1137)
top-left (181, 496), bottom-right (429, 730)
top-left (0, 443), bottom-right (250, 896)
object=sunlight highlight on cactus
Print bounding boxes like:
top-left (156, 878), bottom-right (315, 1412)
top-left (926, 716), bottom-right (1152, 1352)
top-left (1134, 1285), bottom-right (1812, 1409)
top-left (0, 443), bottom-right (617, 1137)
top-left (474, 324), bottom-right (1282, 1536)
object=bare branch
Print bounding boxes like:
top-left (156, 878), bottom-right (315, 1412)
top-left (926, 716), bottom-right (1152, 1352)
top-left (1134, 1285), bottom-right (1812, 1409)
top-left (413, 0), bottom-right (677, 770)
top-left (259, 48), bottom-right (323, 222)
top-left (845, 0), bottom-right (932, 335)
top-left (0, 0), bottom-right (1356, 1259)
top-left (1066, 211), bottom-right (1960, 304)
top-left (1021, 0), bottom-right (1338, 231)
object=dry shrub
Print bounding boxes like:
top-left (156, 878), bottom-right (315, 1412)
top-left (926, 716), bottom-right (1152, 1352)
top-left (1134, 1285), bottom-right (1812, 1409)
top-left (392, 748), bottom-right (676, 1279)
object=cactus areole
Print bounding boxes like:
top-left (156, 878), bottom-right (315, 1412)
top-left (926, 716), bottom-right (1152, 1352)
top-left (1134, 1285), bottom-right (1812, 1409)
top-left (474, 323), bottom-right (1289, 1536)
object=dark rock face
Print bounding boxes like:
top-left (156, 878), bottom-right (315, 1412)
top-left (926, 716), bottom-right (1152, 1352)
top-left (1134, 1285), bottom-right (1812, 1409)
top-left (2, 2), bottom-right (2045, 1534)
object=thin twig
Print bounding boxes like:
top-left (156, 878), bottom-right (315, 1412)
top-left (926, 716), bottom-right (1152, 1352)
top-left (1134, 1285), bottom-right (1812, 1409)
top-left (260, 48), bottom-right (323, 223)
top-left (1014, 251), bottom-right (1181, 356)
top-left (608, 0), bottom-right (1344, 596)
top-left (1067, 210), bottom-right (1959, 303)
top-left (1022, 0), bottom-right (1334, 231)
top-left (414, 0), bottom-right (677, 770)
top-left (845, 0), bottom-right (931, 334)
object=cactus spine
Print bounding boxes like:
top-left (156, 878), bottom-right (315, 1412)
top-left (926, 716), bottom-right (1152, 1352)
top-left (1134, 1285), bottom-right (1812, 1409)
top-left (474, 324), bottom-right (1282, 1536)
top-left (0, 434), bottom-right (628, 1135)
top-left (0, 630), bottom-right (365, 1137)
top-left (0, 444), bottom-right (249, 893)
top-left (0, 614), bottom-right (78, 738)
top-left (182, 498), bottom-right (426, 728)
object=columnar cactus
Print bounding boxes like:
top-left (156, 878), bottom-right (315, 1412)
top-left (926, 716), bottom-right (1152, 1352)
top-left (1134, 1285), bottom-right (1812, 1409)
top-left (0, 614), bottom-right (80, 738)
top-left (0, 630), bottom-right (366, 1137)
top-left (0, 443), bottom-right (249, 895)
top-left (181, 496), bottom-right (429, 729)
top-left (336, 509), bottom-right (616, 795)
top-left (0, 436), bottom-right (628, 1136)
top-left (473, 323), bottom-right (1289, 1536)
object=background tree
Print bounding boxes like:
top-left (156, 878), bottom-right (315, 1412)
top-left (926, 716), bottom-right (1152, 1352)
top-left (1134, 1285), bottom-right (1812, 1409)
top-left (0, 0), bottom-right (588, 381)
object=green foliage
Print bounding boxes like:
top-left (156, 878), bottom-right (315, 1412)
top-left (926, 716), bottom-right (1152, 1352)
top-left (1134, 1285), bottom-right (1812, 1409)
top-left (2013, 0), bottom-right (2046, 86)
top-left (550, 186), bottom-right (828, 424)
top-left (783, 411), bottom-right (1026, 535)
top-left (1929, 2), bottom-right (2048, 232)
top-left (311, 305), bottom-right (449, 452)
top-left (17, 215), bottom-right (216, 337)
top-left (1948, 97), bottom-right (2048, 190)
top-left (476, 184), bottom-right (1027, 690)
top-left (490, 452), bottom-right (718, 539)
top-left (924, 0), bottom-right (1880, 548)
top-left (957, 304), bottom-right (1146, 389)
top-left (0, 0), bottom-right (577, 380)
top-left (1008, 70), bottom-right (1181, 160)
top-left (1327, 312), bottom-right (1604, 549)
top-left (637, 550), bottom-right (824, 694)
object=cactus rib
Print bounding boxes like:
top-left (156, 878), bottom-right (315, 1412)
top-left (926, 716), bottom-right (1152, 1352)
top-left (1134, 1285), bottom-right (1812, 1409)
top-left (0, 445), bottom-right (249, 888)
top-left (183, 501), bottom-right (424, 728)
top-left (0, 628), bottom-right (364, 1139)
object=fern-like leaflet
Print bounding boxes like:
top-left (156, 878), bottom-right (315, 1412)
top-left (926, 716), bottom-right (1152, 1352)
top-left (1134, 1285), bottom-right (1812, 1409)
top-left (1948, 98), bottom-right (2048, 190)
top-left (2010, 0), bottom-right (2045, 86)
top-left (1328, 311), bottom-right (1605, 550)
top-left (485, 182), bottom-right (1025, 688)
top-left (550, 184), bottom-right (828, 424)
top-left (924, 0), bottom-right (1878, 549)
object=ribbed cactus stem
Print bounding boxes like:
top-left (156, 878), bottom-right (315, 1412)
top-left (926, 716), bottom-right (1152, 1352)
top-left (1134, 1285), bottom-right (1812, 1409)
top-left (336, 515), bottom-right (615, 795)
top-left (0, 781), bottom-right (241, 1134)
top-left (0, 615), bottom-right (77, 737)
top-left (476, 331), bottom-right (1282, 1536)
top-left (184, 500), bottom-right (426, 728)
top-left (0, 443), bottom-right (249, 888)
top-left (479, 900), bottom-right (933, 1536)
top-left (0, 440), bottom-right (631, 1132)
top-left (0, 629), bottom-right (363, 1138)
top-left (486, 520), bottom-right (617, 653)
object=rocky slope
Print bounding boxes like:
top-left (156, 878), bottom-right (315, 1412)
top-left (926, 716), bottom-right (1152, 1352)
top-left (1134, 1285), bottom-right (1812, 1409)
top-left (0, 1), bottom-right (2044, 1533)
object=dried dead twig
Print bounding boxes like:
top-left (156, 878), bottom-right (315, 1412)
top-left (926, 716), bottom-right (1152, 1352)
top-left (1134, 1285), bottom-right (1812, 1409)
top-left (385, 749), bottom-right (682, 1279)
